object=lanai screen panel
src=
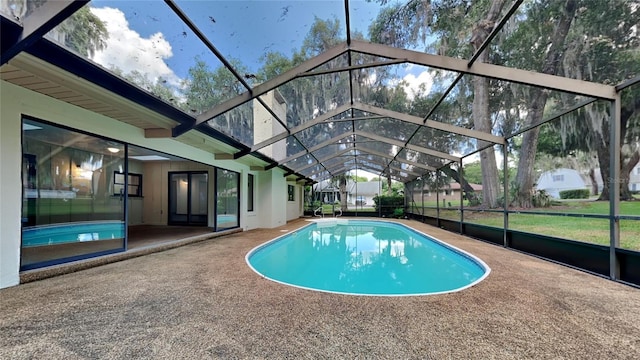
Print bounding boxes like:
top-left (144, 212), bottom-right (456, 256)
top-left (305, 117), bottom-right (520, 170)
top-left (273, 70), bottom-right (353, 129)
top-left (352, 62), bottom-right (445, 108)
top-left (485, 0), bottom-right (639, 85)
top-left (355, 117), bottom-right (418, 143)
top-left (311, 143), bottom-right (351, 161)
top-left (174, 0), bottom-right (347, 83)
top-left (298, 121), bottom-right (353, 151)
top-left (397, 148), bottom-right (449, 170)
top-left (356, 139), bottom-right (398, 158)
top-left (409, 127), bottom-right (478, 159)
top-left (350, 0), bottom-right (518, 56)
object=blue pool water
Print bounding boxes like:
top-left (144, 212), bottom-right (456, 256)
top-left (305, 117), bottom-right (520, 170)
top-left (246, 219), bottom-right (490, 296)
top-left (22, 221), bottom-right (125, 247)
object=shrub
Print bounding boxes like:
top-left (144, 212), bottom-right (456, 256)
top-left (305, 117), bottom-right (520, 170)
top-left (373, 195), bottom-right (404, 213)
top-left (532, 189), bottom-right (552, 207)
top-left (559, 189), bottom-right (590, 199)
top-left (392, 208), bottom-right (405, 218)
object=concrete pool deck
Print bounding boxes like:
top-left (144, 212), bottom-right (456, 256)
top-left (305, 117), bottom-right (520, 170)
top-left (1, 218), bottom-right (639, 359)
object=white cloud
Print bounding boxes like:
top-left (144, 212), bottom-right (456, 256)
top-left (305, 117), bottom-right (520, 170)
top-left (400, 70), bottom-right (433, 100)
top-left (90, 7), bottom-right (181, 88)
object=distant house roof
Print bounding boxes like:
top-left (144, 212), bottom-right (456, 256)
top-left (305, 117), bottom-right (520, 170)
top-left (352, 181), bottom-right (380, 195)
top-left (449, 183), bottom-right (483, 191)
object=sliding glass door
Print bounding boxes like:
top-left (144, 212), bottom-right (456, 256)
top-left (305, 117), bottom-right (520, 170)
top-left (215, 169), bottom-right (239, 231)
top-left (168, 172), bottom-right (208, 225)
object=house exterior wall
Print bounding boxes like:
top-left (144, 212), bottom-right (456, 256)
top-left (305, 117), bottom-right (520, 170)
top-left (0, 81), bottom-right (23, 289)
top-left (0, 80), bottom-right (292, 289)
top-left (537, 168), bottom-right (588, 198)
top-left (256, 170), bottom-right (288, 228)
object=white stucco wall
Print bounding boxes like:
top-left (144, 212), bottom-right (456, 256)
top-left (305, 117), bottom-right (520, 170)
top-left (256, 169), bottom-right (288, 228)
top-left (0, 81), bottom-right (23, 288)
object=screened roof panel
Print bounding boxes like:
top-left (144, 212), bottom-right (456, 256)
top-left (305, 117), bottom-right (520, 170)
top-left (207, 99), bottom-right (254, 145)
top-left (298, 163), bottom-right (326, 176)
top-left (281, 152), bottom-right (315, 171)
top-left (311, 142), bottom-right (352, 160)
top-left (355, 117), bottom-right (418, 142)
top-left (174, 0), bottom-right (346, 81)
top-left (298, 121), bottom-right (353, 149)
top-left (357, 0), bottom-right (496, 58)
top-left (323, 156), bottom-right (353, 171)
top-left (397, 148), bottom-right (448, 169)
top-left (409, 127), bottom-right (478, 158)
top-left (487, 0), bottom-right (639, 85)
top-left (352, 63), bottom-right (444, 107)
top-left (273, 70), bottom-right (352, 129)
top-left (355, 139), bottom-right (397, 158)
top-left (499, 82), bottom-right (598, 137)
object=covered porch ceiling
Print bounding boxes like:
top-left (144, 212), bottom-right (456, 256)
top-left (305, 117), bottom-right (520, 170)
top-left (1, 0), bottom-right (635, 184)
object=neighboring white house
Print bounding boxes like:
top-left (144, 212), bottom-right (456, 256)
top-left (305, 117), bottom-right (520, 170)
top-left (312, 179), bottom-right (381, 206)
top-left (538, 164), bottom-right (640, 198)
top-left (536, 168), bottom-right (590, 198)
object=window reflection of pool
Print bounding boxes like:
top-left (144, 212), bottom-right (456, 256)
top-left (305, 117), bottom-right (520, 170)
top-left (22, 221), bottom-right (125, 247)
top-left (217, 214), bottom-right (238, 227)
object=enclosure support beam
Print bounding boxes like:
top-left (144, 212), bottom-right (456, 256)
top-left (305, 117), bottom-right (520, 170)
top-left (609, 96), bottom-right (621, 280)
top-left (353, 103), bottom-right (505, 144)
top-left (350, 40), bottom-right (616, 100)
top-left (356, 148), bottom-right (436, 171)
top-left (354, 130), bottom-right (460, 162)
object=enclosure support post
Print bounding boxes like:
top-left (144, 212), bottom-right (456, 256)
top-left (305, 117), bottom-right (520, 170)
top-left (421, 177), bottom-right (425, 223)
top-left (378, 178), bottom-right (382, 218)
top-left (436, 170), bottom-right (441, 228)
top-left (459, 159), bottom-right (464, 235)
top-left (503, 142), bottom-right (509, 248)
top-left (124, 144), bottom-right (129, 251)
top-left (609, 96), bottom-right (621, 280)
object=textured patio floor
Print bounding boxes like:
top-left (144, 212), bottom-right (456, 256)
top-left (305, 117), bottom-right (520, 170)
top-left (1, 218), bottom-right (639, 359)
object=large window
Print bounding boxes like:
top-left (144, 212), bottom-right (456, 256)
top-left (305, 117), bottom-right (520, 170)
top-left (216, 168), bottom-right (239, 231)
top-left (247, 174), bottom-right (254, 212)
top-left (21, 118), bottom-right (126, 270)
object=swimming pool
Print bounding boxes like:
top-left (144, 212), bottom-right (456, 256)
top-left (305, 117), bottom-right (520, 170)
top-left (246, 219), bottom-right (490, 296)
top-left (22, 221), bottom-right (125, 247)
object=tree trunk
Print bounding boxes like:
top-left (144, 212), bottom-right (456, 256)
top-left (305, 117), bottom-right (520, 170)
top-left (470, 0), bottom-right (505, 209)
top-left (386, 174), bottom-right (393, 196)
top-left (514, 95), bottom-right (546, 207)
top-left (513, 0), bottom-right (577, 208)
top-left (589, 168), bottom-right (598, 196)
top-left (441, 167), bottom-right (480, 206)
top-left (339, 176), bottom-right (348, 211)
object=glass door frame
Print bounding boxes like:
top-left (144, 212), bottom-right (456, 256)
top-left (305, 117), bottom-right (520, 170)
top-left (167, 171), bottom-right (209, 226)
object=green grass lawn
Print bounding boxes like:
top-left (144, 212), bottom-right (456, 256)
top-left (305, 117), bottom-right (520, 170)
top-left (416, 199), bottom-right (640, 251)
